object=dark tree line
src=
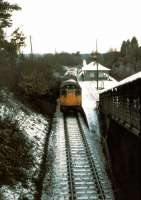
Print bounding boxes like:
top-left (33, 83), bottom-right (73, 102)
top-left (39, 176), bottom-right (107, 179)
top-left (120, 37), bottom-right (141, 68)
top-left (0, 0), bottom-right (25, 88)
top-left (17, 53), bottom-right (82, 97)
top-left (0, 0), bottom-right (82, 99)
top-left (0, 0), bottom-right (25, 56)
top-left (96, 36), bottom-right (141, 80)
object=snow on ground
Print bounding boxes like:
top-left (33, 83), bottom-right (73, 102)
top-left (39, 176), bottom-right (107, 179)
top-left (100, 76), bottom-right (118, 91)
top-left (79, 81), bottom-right (101, 137)
top-left (85, 77), bottom-right (118, 92)
top-left (79, 77), bottom-right (118, 137)
top-left (0, 89), bottom-right (49, 199)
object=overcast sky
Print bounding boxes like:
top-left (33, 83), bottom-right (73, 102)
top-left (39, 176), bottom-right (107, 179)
top-left (9, 0), bottom-right (141, 54)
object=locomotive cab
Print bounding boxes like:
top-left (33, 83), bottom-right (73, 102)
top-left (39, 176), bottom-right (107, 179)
top-left (60, 79), bottom-right (82, 111)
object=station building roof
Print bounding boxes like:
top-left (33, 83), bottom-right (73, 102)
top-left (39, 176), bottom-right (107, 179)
top-left (82, 62), bottom-right (110, 71)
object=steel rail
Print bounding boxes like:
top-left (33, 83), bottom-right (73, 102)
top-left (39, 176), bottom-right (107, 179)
top-left (63, 113), bottom-right (76, 200)
top-left (76, 112), bottom-right (105, 199)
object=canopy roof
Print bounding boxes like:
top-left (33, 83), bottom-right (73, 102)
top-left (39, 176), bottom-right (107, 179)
top-left (82, 62), bottom-right (110, 71)
top-left (100, 71), bottom-right (141, 94)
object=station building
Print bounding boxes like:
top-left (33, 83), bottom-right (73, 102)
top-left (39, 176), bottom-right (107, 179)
top-left (81, 61), bottom-right (111, 81)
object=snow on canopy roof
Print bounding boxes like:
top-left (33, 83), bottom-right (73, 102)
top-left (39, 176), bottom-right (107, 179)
top-left (82, 62), bottom-right (110, 71)
top-left (100, 71), bottom-right (141, 94)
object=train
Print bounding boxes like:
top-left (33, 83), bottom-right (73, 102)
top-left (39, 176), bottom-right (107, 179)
top-left (63, 68), bottom-right (78, 81)
top-left (60, 68), bottom-right (82, 111)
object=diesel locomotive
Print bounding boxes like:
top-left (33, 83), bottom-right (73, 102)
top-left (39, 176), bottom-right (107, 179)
top-left (60, 69), bottom-right (82, 111)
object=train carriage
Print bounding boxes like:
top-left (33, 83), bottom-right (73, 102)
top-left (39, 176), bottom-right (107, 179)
top-left (60, 79), bottom-right (82, 111)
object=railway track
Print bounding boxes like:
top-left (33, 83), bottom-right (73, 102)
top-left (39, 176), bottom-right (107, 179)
top-left (41, 108), bottom-right (114, 199)
top-left (63, 111), bottom-right (105, 200)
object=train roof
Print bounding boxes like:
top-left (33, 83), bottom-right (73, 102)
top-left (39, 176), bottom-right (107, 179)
top-left (61, 79), bottom-right (80, 88)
